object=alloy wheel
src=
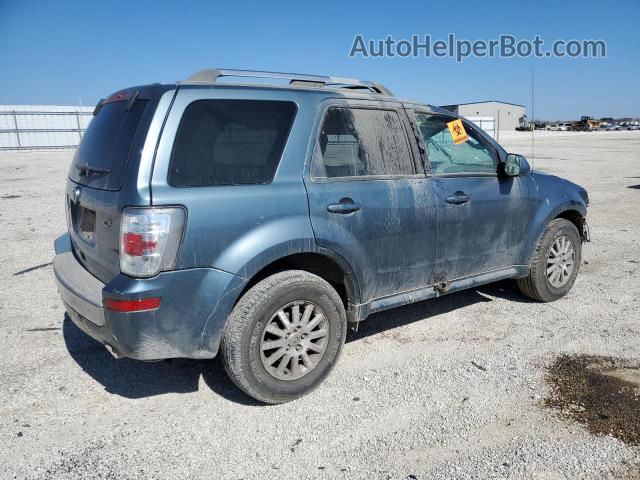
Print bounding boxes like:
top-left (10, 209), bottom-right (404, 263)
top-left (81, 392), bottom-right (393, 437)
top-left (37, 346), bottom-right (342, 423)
top-left (259, 301), bottom-right (329, 381)
top-left (547, 235), bottom-right (575, 288)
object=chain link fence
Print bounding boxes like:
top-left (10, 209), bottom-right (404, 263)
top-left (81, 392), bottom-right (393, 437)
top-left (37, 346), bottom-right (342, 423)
top-left (0, 105), bottom-right (94, 150)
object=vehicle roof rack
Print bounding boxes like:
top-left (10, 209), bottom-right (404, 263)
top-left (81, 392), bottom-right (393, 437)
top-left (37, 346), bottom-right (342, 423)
top-left (181, 68), bottom-right (393, 96)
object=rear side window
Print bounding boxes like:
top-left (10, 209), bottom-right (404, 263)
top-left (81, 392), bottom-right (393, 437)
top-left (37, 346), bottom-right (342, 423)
top-left (312, 107), bottom-right (415, 179)
top-left (169, 100), bottom-right (297, 187)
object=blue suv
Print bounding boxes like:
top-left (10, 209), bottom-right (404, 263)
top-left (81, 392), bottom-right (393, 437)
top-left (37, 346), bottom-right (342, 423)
top-left (54, 69), bottom-right (590, 403)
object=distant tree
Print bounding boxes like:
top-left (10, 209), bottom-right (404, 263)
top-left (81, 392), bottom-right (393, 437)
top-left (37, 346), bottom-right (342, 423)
top-left (600, 117), bottom-right (614, 123)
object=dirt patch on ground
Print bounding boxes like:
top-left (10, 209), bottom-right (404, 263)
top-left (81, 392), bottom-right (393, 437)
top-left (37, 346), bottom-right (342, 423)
top-left (545, 354), bottom-right (640, 446)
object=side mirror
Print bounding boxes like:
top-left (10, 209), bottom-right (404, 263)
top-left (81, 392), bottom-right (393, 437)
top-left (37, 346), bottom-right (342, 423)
top-left (504, 153), bottom-right (530, 176)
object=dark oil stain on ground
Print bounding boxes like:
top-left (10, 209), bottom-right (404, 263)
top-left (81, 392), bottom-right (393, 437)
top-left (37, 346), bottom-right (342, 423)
top-left (545, 354), bottom-right (640, 446)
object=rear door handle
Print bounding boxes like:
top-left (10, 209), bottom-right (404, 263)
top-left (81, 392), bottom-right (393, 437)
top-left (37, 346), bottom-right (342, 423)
top-left (445, 192), bottom-right (470, 205)
top-left (327, 199), bottom-right (361, 214)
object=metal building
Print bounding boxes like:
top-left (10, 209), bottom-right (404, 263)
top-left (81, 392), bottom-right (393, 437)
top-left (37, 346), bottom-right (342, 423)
top-left (440, 100), bottom-right (526, 132)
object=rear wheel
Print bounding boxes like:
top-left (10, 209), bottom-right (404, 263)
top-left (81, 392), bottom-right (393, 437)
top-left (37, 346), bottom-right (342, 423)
top-left (517, 218), bottom-right (582, 302)
top-left (221, 270), bottom-right (346, 404)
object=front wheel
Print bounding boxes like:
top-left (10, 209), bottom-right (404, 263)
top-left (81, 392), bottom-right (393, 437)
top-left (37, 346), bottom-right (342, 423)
top-left (517, 218), bottom-right (582, 302)
top-left (220, 270), bottom-right (347, 404)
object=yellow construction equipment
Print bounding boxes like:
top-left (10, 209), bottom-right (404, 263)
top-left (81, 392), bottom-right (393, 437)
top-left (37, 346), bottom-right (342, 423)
top-left (571, 116), bottom-right (600, 132)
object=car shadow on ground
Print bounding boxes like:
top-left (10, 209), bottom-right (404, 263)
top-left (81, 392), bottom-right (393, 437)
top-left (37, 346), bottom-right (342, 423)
top-left (63, 280), bottom-right (532, 404)
top-left (62, 316), bottom-right (260, 405)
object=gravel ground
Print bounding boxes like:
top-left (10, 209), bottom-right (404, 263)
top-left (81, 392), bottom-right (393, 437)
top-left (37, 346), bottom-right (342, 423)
top-left (1, 130), bottom-right (639, 479)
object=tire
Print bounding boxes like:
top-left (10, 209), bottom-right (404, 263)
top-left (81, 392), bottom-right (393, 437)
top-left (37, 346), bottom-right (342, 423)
top-left (517, 218), bottom-right (582, 302)
top-left (220, 270), bottom-right (347, 404)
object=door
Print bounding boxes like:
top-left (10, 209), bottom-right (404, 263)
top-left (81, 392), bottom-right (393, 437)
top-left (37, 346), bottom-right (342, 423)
top-left (414, 112), bottom-right (530, 282)
top-left (304, 101), bottom-right (438, 303)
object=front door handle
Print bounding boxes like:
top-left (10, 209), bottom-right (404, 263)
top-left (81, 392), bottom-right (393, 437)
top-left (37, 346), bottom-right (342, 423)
top-left (327, 198), bottom-right (361, 214)
top-left (445, 192), bottom-right (470, 205)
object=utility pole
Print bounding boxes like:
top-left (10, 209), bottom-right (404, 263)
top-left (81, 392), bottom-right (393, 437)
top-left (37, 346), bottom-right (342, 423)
top-left (531, 65), bottom-right (535, 168)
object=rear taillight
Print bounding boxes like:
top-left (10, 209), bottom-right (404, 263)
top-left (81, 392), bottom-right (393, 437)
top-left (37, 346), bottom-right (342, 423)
top-left (119, 207), bottom-right (185, 277)
top-left (123, 233), bottom-right (157, 256)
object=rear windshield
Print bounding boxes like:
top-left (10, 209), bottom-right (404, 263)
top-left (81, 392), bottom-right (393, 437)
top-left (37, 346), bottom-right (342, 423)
top-left (69, 98), bottom-right (148, 190)
top-left (168, 100), bottom-right (297, 187)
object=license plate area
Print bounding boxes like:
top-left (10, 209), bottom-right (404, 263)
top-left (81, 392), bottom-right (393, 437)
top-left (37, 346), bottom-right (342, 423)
top-left (70, 199), bottom-right (96, 245)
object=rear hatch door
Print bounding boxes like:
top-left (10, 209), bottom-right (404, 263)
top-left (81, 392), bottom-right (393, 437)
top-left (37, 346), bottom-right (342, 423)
top-left (66, 85), bottom-right (174, 283)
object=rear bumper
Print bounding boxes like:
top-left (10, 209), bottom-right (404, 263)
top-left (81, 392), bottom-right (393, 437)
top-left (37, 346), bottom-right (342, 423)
top-left (53, 234), bottom-right (246, 361)
top-left (54, 251), bottom-right (106, 326)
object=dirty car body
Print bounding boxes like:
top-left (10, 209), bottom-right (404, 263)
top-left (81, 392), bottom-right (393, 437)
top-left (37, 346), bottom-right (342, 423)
top-left (53, 69), bottom-right (589, 402)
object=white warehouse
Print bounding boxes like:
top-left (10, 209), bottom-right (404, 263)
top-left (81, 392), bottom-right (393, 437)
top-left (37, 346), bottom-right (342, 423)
top-left (440, 100), bottom-right (526, 132)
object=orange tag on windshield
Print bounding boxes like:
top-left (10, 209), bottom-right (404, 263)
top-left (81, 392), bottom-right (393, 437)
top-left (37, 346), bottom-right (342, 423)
top-left (447, 119), bottom-right (469, 144)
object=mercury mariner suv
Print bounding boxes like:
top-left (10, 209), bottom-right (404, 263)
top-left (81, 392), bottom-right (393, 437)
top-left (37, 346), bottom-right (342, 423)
top-left (53, 69), bottom-right (590, 403)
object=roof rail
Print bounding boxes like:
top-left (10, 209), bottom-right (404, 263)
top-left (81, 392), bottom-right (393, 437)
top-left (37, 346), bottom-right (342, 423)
top-left (181, 68), bottom-right (393, 96)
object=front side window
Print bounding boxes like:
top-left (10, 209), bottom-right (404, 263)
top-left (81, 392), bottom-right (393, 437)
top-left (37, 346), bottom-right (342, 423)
top-left (169, 100), bottom-right (296, 187)
top-left (415, 113), bottom-right (497, 175)
top-left (312, 107), bottom-right (415, 178)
